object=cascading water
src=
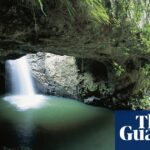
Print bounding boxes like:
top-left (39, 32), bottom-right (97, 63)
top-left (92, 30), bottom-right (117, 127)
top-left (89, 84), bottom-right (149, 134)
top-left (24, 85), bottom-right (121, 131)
top-left (4, 56), bottom-right (45, 110)
top-left (0, 56), bottom-right (114, 150)
top-left (6, 56), bottom-right (36, 95)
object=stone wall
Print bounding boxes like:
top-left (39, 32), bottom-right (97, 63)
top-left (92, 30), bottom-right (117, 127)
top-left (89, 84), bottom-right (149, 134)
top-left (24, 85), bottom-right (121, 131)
top-left (1, 52), bottom-right (150, 109)
top-left (27, 52), bottom-right (115, 106)
top-left (27, 53), bottom-right (80, 99)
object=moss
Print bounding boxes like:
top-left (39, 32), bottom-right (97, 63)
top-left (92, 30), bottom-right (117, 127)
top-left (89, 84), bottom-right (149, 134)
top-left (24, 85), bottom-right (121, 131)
top-left (82, 73), bottom-right (98, 93)
top-left (128, 96), bottom-right (150, 110)
top-left (113, 61), bottom-right (125, 77)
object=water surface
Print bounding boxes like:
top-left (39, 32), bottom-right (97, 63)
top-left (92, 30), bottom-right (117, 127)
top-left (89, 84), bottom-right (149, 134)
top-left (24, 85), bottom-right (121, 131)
top-left (0, 96), bottom-right (114, 150)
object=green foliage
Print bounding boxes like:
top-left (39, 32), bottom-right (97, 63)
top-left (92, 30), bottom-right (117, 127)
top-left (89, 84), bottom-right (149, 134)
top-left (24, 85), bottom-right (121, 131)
top-left (109, 0), bottom-right (150, 24)
top-left (3, 0), bottom-right (150, 110)
top-left (105, 0), bottom-right (150, 54)
top-left (141, 64), bottom-right (150, 76)
top-left (113, 61), bottom-right (124, 77)
top-left (36, 0), bottom-right (46, 16)
top-left (140, 25), bottom-right (150, 52)
top-left (137, 64), bottom-right (150, 95)
top-left (79, 0), bottom-right (109, 24)
top-left (129, 96), bottom-right (150, 110)
top-left (111, 24), bottom-right (146, 54)
top-left (20, 0), bottom-right (109, 25)
top-left (57, 0), bottom-right (109, 25)
top-left (20, 0), bottom-right (46, 15)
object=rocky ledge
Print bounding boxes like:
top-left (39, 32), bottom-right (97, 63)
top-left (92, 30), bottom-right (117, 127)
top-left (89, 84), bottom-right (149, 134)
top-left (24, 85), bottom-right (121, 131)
top-left (26, 52), bottom-right (150, 109)
top-left (0, 0), bottom-right (150, 109)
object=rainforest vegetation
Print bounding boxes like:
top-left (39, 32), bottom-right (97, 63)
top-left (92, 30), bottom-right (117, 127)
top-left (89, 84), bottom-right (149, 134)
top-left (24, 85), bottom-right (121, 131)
top-left (1, 0), bottom-right (150, 109)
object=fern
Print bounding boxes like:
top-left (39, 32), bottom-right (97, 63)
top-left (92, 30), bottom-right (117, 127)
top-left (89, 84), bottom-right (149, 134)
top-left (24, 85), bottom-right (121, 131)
top-left (81, 0), bottom-right (109, 23)
top-left (18, 0), bottom-right (109, 24)
top-left (58, 0), bottom-right (109, 24)
top-left (36, 0), bottom-right (46, 16)
top-left (19, 0), bottom-right (46, 16)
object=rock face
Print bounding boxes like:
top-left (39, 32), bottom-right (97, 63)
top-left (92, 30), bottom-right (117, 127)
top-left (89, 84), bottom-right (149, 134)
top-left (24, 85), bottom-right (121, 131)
top-left (1, 51), bottom-right (150, 109)
top-left (27, 52), bottom-right (115, 107)
top-left (0, 0), bottom-right (150, 109)
top-left (26, 52), bottom-right (150, 109)
top-left (0, 62), bottom-right (5, 94)
top-left (27, 53), bottom-right (80, 99)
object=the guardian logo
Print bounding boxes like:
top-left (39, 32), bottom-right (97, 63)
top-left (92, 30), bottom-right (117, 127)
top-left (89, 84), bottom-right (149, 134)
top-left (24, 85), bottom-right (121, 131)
top-left (120, 114), bottom-right (150, 141)
top-left (116, 111), bottom-right (150, 150)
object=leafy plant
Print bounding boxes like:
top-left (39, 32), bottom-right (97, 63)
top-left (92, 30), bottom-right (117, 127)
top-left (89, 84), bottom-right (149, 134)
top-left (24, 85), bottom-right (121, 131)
top-left (20, 0), bottom-right (109, 25)
top-left (129, 96), bottom-right (150, 110)
top-left (36, 0), bottom-right (46, 16)
top-left (113, 62), bottom-right (125, 77)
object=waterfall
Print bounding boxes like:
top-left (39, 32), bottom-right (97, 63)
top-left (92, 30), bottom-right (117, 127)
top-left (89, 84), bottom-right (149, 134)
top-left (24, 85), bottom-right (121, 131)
top-left (6, 56), bottom-right (36, 95)
top-left (4, 56), bottom-right (45, 110)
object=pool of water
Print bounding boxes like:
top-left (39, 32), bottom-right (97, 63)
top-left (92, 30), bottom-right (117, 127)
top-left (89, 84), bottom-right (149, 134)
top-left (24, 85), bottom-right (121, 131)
top-left (0, 95), bottom-right (114, 150)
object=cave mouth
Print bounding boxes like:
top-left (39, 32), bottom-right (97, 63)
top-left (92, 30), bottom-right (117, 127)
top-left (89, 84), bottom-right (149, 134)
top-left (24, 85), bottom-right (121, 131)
top-left (0, 54), bottom-right (114, 150)
top-left (76, 58), bottom-right (108, 81)
top-left (88, 61), bottom-right (108, 81)
top-left (1, 52), bottom-right (112, 103)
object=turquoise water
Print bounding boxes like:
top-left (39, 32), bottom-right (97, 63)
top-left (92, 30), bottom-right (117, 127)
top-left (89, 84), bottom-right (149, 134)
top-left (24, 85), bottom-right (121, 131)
top-left (0, 96), bottom-right (114, 150)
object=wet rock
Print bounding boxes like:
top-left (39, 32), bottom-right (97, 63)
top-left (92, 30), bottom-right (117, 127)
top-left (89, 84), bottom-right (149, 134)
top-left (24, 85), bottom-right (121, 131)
top-left (27, 53), bottom-right (114, 101)
top-left (84, 96), bottom-right (100, 104)
top-left (27, 53), bottom-right (80, 99)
